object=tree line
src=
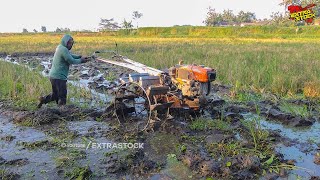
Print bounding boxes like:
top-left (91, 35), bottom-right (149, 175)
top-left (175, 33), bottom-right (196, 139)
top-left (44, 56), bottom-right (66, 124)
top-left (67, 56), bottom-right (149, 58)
top-left (23, 1), bottom-right (320, 33)
top-left (23, 11), bottom-right (143, 33)
top-left (98, 11), bottom-right (143, 32)
top-left (23, 26), bottom-right (72, 33)
top-left (203, 8), bottom-right (257, 26)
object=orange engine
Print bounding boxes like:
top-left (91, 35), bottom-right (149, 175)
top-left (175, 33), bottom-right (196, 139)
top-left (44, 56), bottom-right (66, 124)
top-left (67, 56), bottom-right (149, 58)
top-left (178, 64), bottom-right (216, 83)
top-left (169, 64), bottom-right (216, 83)
top-left (168, 63), bottom-right (216, 98)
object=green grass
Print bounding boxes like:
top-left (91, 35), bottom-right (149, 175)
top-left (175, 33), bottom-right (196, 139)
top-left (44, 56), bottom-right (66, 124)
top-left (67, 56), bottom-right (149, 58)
top-left (0, 61), bottom-right (51, 109)
top-left (55, 149), bottom-right (87, 168)
top-left (64, 166), bottom-right (92, 179)
top-left (189, 118), bottom-right (231, 131)
top-left (279, 102), bottom-right (311, 118)
top-left (0, 60), bottom-right (103, 110)
top-left (233, 91), bottom-right (263, 102)
top-left (0, 168), bottom-right (18, 180)
top-left (119, 26), bottom-right (320, 38)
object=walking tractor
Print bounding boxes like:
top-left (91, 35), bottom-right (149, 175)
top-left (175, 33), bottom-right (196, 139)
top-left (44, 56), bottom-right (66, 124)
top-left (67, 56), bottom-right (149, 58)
top-left (92, 51), bottom-right (216, 131)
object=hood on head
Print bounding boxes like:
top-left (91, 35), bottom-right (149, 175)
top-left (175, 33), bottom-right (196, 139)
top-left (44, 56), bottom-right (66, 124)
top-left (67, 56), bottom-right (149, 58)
top-left (61, 34), bottom-right (73, 47)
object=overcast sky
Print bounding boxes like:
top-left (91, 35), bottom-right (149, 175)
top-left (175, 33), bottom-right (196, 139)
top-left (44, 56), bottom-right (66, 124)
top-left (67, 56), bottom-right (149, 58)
top-left (0, 0), bottom-right (285, 33)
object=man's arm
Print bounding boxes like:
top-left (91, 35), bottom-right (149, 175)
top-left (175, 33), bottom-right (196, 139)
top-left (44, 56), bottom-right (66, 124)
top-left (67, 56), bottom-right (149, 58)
top-left (62, 49), bottom-right (82, 64)
top-left (71, 54), bottom-right (82, 59)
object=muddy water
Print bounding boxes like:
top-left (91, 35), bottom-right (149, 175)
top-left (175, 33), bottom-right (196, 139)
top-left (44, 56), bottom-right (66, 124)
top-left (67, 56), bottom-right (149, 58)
top-left (0, 115), bottom-right (116, 179)
top-left (0, 115), bottom-right (58, 179)
top-left (277, 145), bottom-right (320, 178)
top-left (243, 113), bottom-right (320, 178)
top-left (66, 121), bottom-right (114, 178)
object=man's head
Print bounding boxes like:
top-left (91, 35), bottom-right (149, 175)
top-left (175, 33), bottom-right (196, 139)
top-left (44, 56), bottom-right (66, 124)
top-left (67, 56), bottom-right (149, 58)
top-left (61, 34), bottom-right (74, 50)
top-left (66, 38), bottom-right (74, 50)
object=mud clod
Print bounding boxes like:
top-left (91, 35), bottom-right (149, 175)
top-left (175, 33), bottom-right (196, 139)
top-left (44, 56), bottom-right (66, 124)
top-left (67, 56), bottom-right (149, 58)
top-left (103, 154), bottom-right (122, 173)
top-left (13, 108), bottom-right (61, 126)
top-left (0, 135), bottom-right (15, 142)
top-left (314, 153), bottom-right (320, 165)
top-left (17, 140), bottom-right (57, 150)
top-left (249, 101), bottom-right (317, 127)
top-left (230, 155), bottom-right (261, 172)
top-left (205, 134), bottom-right (232, 145)
top-left (0, 170), bottom-right (20, 180)
top-left (311, 176), bottom-right (320, 180)
top-left (8, 105), bottom-right (106, 126)
top-left (0, 156), bottom-right (6, 164)
top-left (181, 153), bottom-right (202, 169)
top-left (5, 158), bottom-right (29, 166)
top-left (199, 160), bottom-right (221, 176)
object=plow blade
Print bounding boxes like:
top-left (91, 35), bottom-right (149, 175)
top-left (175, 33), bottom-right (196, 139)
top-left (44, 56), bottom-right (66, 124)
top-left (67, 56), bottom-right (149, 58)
top-left (147, 86), bottom-right (170, 96)
top-left (150, 102), bottom-right (174, 111)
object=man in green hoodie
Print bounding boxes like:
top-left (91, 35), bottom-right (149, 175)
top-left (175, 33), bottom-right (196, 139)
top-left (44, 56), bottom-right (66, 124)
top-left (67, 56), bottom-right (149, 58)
top-left (37, 34), bottom-right (90, 108)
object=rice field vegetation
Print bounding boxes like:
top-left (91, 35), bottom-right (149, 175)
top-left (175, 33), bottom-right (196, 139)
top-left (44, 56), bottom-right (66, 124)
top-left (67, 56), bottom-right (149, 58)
top-left (0, 26), bottom-right (320, 97)
top-left (0, 61), bottom-right (98, 110)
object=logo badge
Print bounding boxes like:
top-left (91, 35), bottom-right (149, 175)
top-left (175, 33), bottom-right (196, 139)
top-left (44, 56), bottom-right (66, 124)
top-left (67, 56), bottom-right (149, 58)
top-left (288, 4), bottom-right (316, 23)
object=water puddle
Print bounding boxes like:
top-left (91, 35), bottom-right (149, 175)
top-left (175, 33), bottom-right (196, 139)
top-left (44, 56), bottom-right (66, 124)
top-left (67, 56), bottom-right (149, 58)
top-left (243, 113), bottom-right (320, 178)
top-left (277, 144), bottom-right (320, 178)
top-left (243, 113), bottom-right (320, 144)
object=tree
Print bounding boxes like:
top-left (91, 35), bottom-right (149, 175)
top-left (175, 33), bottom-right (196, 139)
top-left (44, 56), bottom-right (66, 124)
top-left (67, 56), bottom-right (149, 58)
top-left (204, 7), bottom-right (257, 26)
top-left (132, 11), bottom-right (143, 29)
top-left (280, 0), bottom-right (297, 7)
top-left (33, 29), bottom-right (38, 33)
top-left (122, 18), bottom-right (133, 34)
top-left (55, 27), bottom-right (62, 33)
top-left (222, 9), bottom-right (236, 24)
top-left (41, 26), bottom-right (47, 32)
top-left (99, 18), bottom-right (120, 31)
top-left (55, 27), bottom-right (70, 33)
top-left (61, 28), bottom-right (70, 32)
top-left (22, 28), bottom-right (28, 33)
top-left (270, 12), bottom-right (294, 26)
top-left (237, 11), bottom-right (256, 23)
top-left (203, 7), bottom-right (223, 26)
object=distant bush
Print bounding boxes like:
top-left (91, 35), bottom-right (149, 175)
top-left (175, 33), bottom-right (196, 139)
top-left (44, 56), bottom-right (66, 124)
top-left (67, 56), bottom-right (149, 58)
top-left (132, 26), bottom-right (320, 38)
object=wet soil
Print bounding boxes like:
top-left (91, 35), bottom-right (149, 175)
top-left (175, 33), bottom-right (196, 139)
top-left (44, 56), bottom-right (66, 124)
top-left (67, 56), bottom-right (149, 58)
top-left (0, 54), bottom-right (319, 179)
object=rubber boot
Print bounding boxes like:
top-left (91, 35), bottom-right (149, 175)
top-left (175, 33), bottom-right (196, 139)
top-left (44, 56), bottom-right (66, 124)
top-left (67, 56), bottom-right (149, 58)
top-left (37, 96), bottom-right (45, 108)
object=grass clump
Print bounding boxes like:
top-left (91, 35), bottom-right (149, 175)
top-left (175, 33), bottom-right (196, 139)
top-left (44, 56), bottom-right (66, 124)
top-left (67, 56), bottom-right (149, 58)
top-left (189, 118), bottom-right (230, 132)
top-left (0, 168), bottom-right (19, 180)
top-left (55, 149), bottom-right (87, 168)
top-left (64, 166), bottom-right (92, 180)
top-left (279, 102), bottom-right (311, 118)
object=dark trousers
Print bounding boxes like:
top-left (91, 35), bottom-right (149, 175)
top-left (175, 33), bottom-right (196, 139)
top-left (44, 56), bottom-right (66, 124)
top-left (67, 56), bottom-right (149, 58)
top-left (42, 78), bottom-right (67, 105)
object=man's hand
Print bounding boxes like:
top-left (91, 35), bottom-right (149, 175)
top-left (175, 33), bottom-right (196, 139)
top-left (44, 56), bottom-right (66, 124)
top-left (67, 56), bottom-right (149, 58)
top-left (81, 56), bottom-right (91, 63)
